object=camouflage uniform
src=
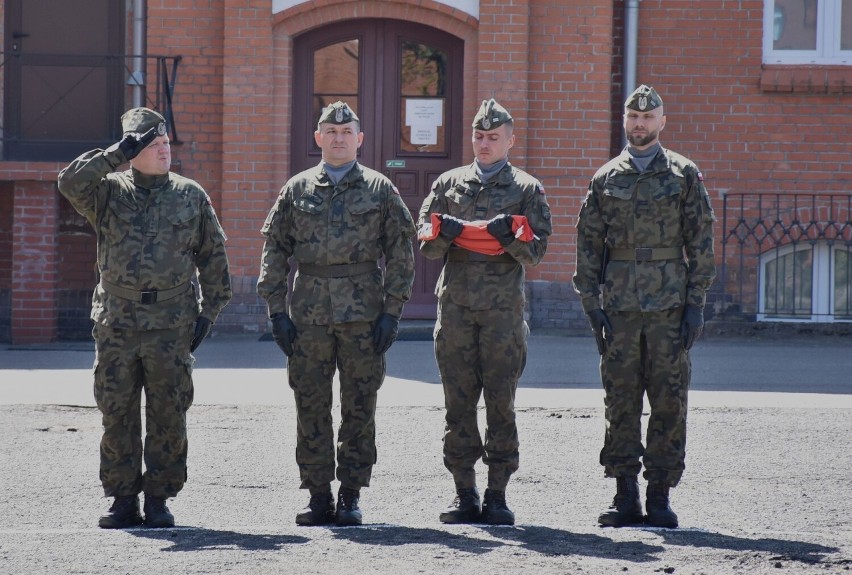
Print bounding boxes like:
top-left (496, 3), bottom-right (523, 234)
top-left (418, 158), bottom-right (551, 491)
top-left (57, 112), bottom-right (232, 499)
top-left (573, 139), bottom-right (716, 487)
top-left (257, 162), bottom-right (416, 491)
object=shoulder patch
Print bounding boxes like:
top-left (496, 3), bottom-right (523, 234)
top-left (697, 171), bottom-right (704, 182)
top-left (537, 184), bottom-right (545, 195)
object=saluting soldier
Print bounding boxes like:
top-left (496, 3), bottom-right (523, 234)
top-left (58, 107), bottom-right (232, 529)
top-left (418, 99), bottom-right (552, 525)
top-left (573, 85), bottom-right (716, 528)
top-left (258, 101), bottom-right (416, 527)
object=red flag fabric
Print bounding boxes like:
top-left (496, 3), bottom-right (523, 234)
top-left (418, 213), bottom-right (535, 256)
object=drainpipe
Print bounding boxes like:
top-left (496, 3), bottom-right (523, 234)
top-left (622, 0), bottom-right (640, 147)
top-left (130, 0), bottom-right (146, 107)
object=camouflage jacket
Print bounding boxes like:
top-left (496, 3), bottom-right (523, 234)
top-left (257, 162), bottom-right (416, 324)
top-left (573, 147), bottom-right (716, 313)
top-left (418, 162), bottom-right (552, 312)
top-left (57, 148), bottom-right (232, 330)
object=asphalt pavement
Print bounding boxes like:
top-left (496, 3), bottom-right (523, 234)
top-left (1, 328), bottom-right (851, 575)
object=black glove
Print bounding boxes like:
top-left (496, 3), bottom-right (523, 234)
top-left (190, 317), bottom-right (213, 352)
top-left (372, 313), bottom-right (400, 354)
top-left (438, 214), bottom-right (465, 241)
top-left (680, 304), bottom-right (705, 351)
top-left (486, 214), bottom-right (515, 247)
top-left (116, 126), bottom-right (158, 161)
top-left (587, 309), bottom-right (614, 355)
top-left (271, 313), bottom-right (297, 356)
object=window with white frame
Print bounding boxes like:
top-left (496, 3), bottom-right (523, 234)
top-left (759, 242), bottom-right (852, 322)
top-left (764, 0), bottom-right (852, 64)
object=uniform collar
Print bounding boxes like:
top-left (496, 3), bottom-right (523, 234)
top-left (131, 168), bottom-right (169, 190)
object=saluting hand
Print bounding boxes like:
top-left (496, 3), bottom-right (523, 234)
top-left (116, 126), bottom-right (159, 161)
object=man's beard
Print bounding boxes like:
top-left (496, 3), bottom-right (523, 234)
top-left (627, 129), bottom-right (658, 147)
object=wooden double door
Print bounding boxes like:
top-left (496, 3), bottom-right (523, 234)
top-left (291, 19), bottom-right (465, 319)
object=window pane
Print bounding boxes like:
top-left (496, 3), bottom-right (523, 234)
top-left (834, 249), bottom-right (852, 318)
top-left (399, 41), bottom-right (447, 154)
top-left (773, 0), bottom-right (819, 50)
top-left (313, 40), bottom-right (360, 125)
top-left (764, 248), bottom-right (813, 317)
top-left (842, 0), bottom-right (852, 50)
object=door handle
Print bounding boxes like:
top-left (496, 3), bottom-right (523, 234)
top-left (12, 31), bottom-right (30, 39)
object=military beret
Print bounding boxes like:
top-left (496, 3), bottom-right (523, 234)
top-left (625, 84), bottom-right (663, 112)
top-left (317, 101), bottom-right (360, 127)
top-left (472, 98), bottom-right (513, 130)
top-left (120, 107), bottom-right (167, 136)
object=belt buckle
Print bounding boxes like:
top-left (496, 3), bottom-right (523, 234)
top-left (635, 247), bottom-right (652, 262)
top-left (140, 290), bottom-right (158, 304)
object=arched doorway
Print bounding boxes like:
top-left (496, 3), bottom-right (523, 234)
top-left (291, 18), bottom-right (465, 319)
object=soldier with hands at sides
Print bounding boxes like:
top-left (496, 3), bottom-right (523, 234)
top-left (258, 101), bottom-right (416, 527)
top-left (573, 85), bottom-right (716, 528)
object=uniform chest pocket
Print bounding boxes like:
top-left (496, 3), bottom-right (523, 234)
top-left (164, 205), bottom-right (200, 253)
top-left (293, 195), bottom-right (325, 215)
top-left (103, 201), bottom-right (138, 244)
top-left (446, 185), bottom-right (475, 212)
top-left (346, 196), bottom-right (381, 228)
top-left (603, 179), bottom-right (634, 201)
top-left (491, 196), bottom-right (522, 215)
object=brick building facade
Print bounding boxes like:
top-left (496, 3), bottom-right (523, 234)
top-left (1, 0), bottom-right (850, 343)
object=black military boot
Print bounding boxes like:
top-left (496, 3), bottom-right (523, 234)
top-left (143, 495), bottom-right (175, 528)
top-left (295, 489), bottom-right (335, 526)
top-left (481, 489), bottom-right (515, 525)
top-left (98, 495), bottom-right (144, 529)
top-left (336, 486), bottom-right (363, 526)
top-left (598, 476), bottom-right (644, 527)
top-left (439, 487), bottom-right (481, 524)
top-left (645, 483), bottom-right (679, 528)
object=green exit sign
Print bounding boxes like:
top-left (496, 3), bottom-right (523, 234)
top-left (385, 160), bottom-right (406, 168)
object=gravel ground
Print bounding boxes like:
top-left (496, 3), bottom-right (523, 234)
top-left (2, 402), bottom-right (850, 575)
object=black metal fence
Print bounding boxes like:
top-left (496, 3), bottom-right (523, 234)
top-left (717, 192), bottom-right (852, 322)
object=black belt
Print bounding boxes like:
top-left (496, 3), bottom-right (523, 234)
top-left (100, 279), bottom-right (190, 304)
top-left (298, 261), bottom-right (379, 278)
top-left (609, 247), bottom-right (683, 262)
top-left (447, 250), bottom-right (515, 263)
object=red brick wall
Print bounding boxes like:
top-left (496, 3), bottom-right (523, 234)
top-left (11, 182), bottom-right (58, 343)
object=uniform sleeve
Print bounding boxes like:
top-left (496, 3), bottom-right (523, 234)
top-left (257, 187), bottom-right (295, 316)
top-left (682, 167), bottom-right (717, 308)
top-left (503, 181), bottom-right (551, 266)
top-left (417, 178), bottom-right (455, 260)
top-left (193, 195), bottom-right (232, 323)
top-left (573, 178), bottom-right (607, 313)
top-left (57, 147), bottom-right (125, 228)
top-left (381, 188), bottom-right (417, 317)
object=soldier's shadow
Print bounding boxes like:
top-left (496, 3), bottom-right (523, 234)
top-left (333, 524), bottom-right (663, 561)
top-left (129, 526), bottom-right (309, 552)
top-left (480, 525), bottom-right (663, 561)
top-left (650, 528), bottom-right (839, 564)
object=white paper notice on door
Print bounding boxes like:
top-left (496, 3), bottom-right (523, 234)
top-left (406, 99), bottom-right (443, 146)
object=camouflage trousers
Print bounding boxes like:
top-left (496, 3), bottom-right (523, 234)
top-left (93, 322), bottom-right (195, 499)
top-left (434, 300), bottom-right (528, 491)
top-left (287, 321), bottom-right (385, 492)
top-left (599, 308), bottom-right (690, 487)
